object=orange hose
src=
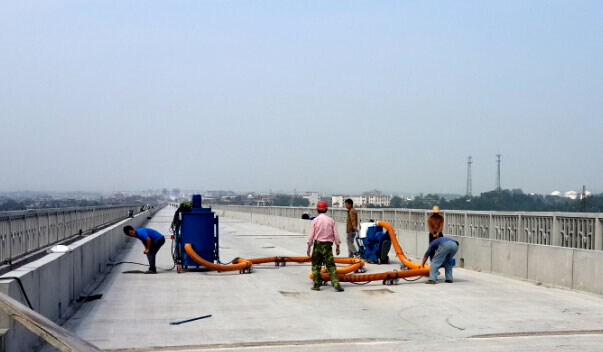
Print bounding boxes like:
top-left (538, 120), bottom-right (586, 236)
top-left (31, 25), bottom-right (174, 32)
top-left (309, 258), bottom-right (366, 280)
top-left (321, 268), bottom-right (430, 282)
top-left (184, 244), bottom-right (252, 271)
top-left (377, 220), bottom-right (427, 270)
top-left (247, 256), bottom-right (312, 264)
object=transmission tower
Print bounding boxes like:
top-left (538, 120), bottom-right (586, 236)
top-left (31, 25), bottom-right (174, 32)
top-left (496, 154), bottom-right (502, 191)
top-left (466, 156), bottom-right (472, 197)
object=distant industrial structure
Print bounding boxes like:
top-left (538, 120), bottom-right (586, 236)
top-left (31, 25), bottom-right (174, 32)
top-left (466, 155), bottom-right (472, 197)
top-left (496, 153), bottom-right (502, 191)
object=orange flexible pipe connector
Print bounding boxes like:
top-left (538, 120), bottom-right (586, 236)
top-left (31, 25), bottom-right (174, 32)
top-left (247, 256), bottom-right (311, 264)
top-left (317, 268), bottom-right (430, 282)
top-left (309, 258), bottom-right (366, 280)
top-left (377, 220), bottom-right (428, 270)
top-left (184, 244), bottom-right (252, 272)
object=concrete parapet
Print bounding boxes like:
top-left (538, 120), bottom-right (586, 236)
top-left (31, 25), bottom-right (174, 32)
top-left (0, 208), bottom-right (160, 352)
top-left (397, 229), bottom-right (419, 258)
top-left (572, 250), bottom-right (603, 295)
top-left (528, 244), bottom-right (574, 288)
top-left (460, 237), bottom-right (493, 272)
top-left (491, 241), bottom-right (528, 279)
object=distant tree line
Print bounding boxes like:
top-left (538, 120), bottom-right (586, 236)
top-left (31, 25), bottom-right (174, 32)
top-left (387, 189), bottom-right (603, 212)
top-left (0, 195), bottom-right (163, 212)
top-left (271, 194), bottom-right (310, 207)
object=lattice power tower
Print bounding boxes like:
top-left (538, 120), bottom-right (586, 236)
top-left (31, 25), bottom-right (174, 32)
top-left (496, 153), bottom-right (502, 190)
top-left (466, 156), bottom-right (472, 197)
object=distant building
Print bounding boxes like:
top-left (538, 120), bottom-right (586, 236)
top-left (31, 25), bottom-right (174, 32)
top-left (331, 195), bottom-right (344, 208)
top-left (205, 190), bottom-right (236, 198)
top-left (365, 194), bottom-right (391, 207)
top-left (331, 191), bottom-right (392, 208)
top-left (550, 191), bottom-right (561, 196)
top-left (565, 191), bottom-right (578, 200)
top-left (301, 192), bottom-right (320, 207)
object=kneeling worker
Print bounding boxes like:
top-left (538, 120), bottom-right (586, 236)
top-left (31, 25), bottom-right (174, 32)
top-left (307, 201), bottom-right (344, 292)
top-left (419, 237), bottom-right (459, 284)
top-left (123, 225), bottom-right (165, 274)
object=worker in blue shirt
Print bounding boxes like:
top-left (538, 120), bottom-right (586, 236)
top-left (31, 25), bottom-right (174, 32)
top-left (419, 237), bottom-right (459, 284)
top-left (123, 225), bottom-right (165, 274)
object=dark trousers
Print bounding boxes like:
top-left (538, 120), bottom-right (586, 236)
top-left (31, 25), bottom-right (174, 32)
top-left (147, 237), bottom-right (165, 271)
top-left (429, 232), bottom-right (443, 243)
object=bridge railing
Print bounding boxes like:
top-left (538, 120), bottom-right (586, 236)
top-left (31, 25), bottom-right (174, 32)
top-left (0, 205), bottom-right (144, 264)
top-left (212, 205), bottom-right (603, 251)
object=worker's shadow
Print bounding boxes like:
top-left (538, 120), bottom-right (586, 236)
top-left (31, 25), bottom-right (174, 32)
top-left (122, 270), bottom-right (146, 274)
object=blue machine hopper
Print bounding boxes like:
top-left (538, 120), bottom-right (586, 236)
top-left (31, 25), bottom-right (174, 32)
top-left (174, 195), bottom-right (219, 272)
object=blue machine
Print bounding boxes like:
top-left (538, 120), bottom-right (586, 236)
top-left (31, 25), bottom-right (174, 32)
top-left (173, 195), bottom-right (219, 273)
top-left (356, 223), bottom-right (391, 264)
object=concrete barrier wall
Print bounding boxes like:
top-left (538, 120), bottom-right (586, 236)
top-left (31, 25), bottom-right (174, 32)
top-left (214, 205), bottom-right (603, 251)
top-left (217, 209), bottom-right (603, 296)
top-left (0, 209), bottom-right (160, 352)
top-left (0, 205), bottom-right (145, 264)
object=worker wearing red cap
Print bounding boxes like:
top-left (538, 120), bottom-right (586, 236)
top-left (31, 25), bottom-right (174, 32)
top-left (307, 201), bottom-right (344, 292)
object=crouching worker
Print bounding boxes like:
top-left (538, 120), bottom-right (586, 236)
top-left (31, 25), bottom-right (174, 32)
top-left (307, 201), bottom-right (344, 292)
top-left (123, 225), bottom-right (165, 274)
top-left (419, 237), bottom-right (459, 284)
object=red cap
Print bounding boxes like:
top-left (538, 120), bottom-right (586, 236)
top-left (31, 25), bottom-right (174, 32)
top-left (316, 201), bottom-right (328, 211)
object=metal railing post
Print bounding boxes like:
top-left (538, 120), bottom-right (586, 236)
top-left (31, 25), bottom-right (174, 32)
top-left (8, 216), bottom-right (12, 261)
top-left (464, 213), bottom-right (469, 237)
top-left (552, 214), bottom-right (561, 246)
top-left (36, 213), bottom-right (40, 250)
top-left (594, 216), bottom-right (602, 250)
top-left (489, 213), bottom-right (494, 239)
top-left (517, 214), bottom-right (522, 243)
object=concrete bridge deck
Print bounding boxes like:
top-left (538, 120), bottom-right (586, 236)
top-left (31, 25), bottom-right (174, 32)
top-left (56, 207), bottom-right (603, 351)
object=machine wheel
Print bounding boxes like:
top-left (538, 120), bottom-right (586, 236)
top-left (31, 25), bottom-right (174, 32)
top-left (177, 264), bottom-right (182, 273)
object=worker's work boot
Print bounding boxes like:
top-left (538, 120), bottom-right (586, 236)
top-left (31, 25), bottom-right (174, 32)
top-left (445, 280), bottom-right (453, 283)
top-left (425, 280), bottom-right (436, 284)
top-left (144, 269), bottom-right (157, 274)
top-left (311, 285), bottom-right (320, 291)
top-left (334, 285), bottom-right (344, 292)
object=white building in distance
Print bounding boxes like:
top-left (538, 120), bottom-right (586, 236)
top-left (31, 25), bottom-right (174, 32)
top-left (331, 191), bottom-right (392, 208)
top-left (301, 192), bottom-right (320, 207)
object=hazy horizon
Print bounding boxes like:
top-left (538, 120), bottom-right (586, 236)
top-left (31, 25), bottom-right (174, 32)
top-left (2, 1), bottom-right (602, 196)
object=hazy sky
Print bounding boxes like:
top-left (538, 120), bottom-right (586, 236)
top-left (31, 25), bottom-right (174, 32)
top-left (1, 1), bottom-right (602, 195)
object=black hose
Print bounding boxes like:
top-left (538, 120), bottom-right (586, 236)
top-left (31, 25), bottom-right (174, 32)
top-left (402, 276), bottom-right (423, 282)
top-left (1, 276), bottom-right (33, 310)
top-left (108, 261), bottom-right (175, 271)
top-left (350, 281), bottom-right (371, 285)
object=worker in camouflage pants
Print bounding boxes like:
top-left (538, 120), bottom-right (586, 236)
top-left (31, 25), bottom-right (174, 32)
top-left (306, 201), bottom-right (344, 292)
top-left (311, 241), bottom-right (341, 290)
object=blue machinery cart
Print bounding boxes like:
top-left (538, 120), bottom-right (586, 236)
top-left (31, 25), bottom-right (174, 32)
top-left (356, 222), bottom-right (392, 264)
top-left (172, 195), bottom-right (219, 273)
